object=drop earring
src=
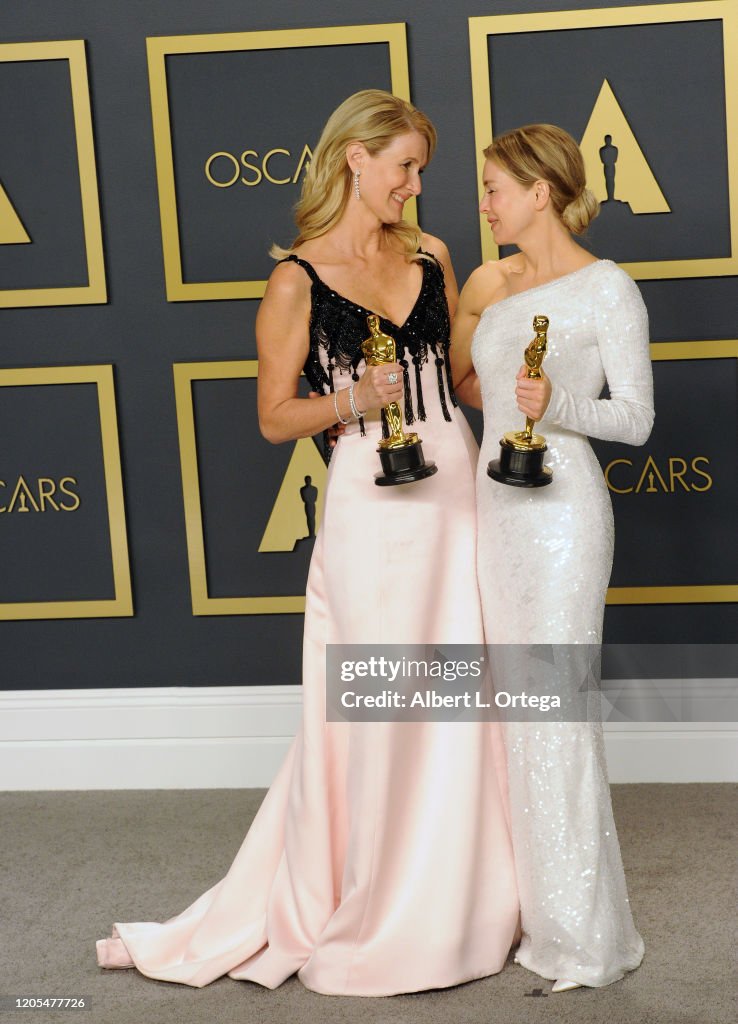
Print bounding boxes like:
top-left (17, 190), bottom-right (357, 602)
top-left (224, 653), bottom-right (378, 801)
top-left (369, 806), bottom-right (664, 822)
top-left (353, 169), bottom-right (361, 200)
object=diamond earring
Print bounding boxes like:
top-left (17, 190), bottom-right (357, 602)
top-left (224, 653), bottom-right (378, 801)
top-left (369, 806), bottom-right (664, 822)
top-left (353, 170), bottom-right (361, 200)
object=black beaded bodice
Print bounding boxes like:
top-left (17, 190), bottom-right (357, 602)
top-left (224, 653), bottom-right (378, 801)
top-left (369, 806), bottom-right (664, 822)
top-left (280, 252), bottom-right (458, 436)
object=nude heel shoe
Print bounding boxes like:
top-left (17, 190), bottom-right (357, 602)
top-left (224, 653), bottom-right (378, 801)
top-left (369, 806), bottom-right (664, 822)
top-left (96, 937), bottom-right (134, 970)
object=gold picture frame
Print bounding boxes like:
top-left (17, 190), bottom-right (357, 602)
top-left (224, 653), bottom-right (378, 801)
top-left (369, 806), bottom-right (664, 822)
top-left (607, 339), bottom-right (738, 604)
top-left (0, 365), bottom-right (132, 619)
top-left (469, 1), bottom-right (738, 280)
top-left (148, 24), bottom-right (413, 302)
top-left (174, 360), bottom-right (307, 614)
top-left (0, 40), bottom-right (106, 308)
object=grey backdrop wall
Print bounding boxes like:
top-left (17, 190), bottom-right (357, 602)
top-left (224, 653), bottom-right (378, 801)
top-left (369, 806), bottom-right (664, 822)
top-left (1, 0), bottom-right (736, 690)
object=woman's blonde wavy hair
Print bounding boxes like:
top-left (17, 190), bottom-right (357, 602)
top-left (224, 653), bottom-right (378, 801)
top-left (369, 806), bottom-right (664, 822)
top-left (270, 89), bottom-right (436, 262)
top-left (484, 124), bottom-right (599, 235)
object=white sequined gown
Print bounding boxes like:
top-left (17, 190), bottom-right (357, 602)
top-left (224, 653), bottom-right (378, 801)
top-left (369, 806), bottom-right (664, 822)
top-left (472, 260), bottom-right (653, 987)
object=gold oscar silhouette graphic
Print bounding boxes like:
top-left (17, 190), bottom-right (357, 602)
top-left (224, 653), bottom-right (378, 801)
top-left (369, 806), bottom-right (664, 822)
top-left (487, 315), bottom-right (553, 487)
top-left (362, 314), bottom-right (437, 486)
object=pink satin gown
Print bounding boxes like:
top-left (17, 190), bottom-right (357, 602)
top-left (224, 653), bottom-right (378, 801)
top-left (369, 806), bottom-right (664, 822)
top-left (96, 254), bottom-right (519, 995)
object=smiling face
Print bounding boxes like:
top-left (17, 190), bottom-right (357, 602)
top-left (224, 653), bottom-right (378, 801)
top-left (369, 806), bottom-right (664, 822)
top-left (479, 158), bottom-right (539, 246)
top-left (352, 131), bottom-right (427, 224)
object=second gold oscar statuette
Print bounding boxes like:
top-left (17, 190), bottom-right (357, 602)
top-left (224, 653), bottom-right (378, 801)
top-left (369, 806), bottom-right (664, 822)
top-left (487, 314), bottom-right (553, 487)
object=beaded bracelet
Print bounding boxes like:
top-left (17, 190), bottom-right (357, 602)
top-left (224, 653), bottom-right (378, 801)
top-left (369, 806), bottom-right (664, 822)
top-left (333, 388), bottom-right (351, 425)
top-left (348, 380), bottom-right (366, 420)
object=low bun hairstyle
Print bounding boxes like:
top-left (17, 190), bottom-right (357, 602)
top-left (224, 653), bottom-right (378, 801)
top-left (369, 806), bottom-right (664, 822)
top-left (483, 124), bottom-right (599, 235)
top-left (561, 187), bottom-right (600, 235)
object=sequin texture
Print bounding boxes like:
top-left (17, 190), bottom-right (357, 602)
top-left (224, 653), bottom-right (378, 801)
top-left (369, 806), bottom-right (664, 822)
top-left (472, 260), bottom-right (652, 987)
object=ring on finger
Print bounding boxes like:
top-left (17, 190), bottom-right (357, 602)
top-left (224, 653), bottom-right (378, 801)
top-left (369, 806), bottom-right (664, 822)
top-left (387, 371), bottom-right (398, 385)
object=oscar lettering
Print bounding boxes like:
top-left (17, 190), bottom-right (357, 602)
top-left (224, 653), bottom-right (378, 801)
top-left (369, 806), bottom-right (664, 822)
top-left (362, 315), bottom-right (437, 486)
top-left (487, 315), bottom-right (553, 487)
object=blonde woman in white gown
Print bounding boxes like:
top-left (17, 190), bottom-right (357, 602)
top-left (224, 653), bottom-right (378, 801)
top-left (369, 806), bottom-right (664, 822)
top-left (451, 124), bottom-right (652, 992)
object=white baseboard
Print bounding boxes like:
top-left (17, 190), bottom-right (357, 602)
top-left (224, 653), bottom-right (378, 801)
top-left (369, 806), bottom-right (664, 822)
top-left (1, 686), bottom-right (735, 789)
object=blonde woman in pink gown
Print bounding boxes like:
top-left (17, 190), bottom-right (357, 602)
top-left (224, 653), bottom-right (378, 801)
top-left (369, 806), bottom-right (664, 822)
top-left (96, 90), bottom-right (519, 997)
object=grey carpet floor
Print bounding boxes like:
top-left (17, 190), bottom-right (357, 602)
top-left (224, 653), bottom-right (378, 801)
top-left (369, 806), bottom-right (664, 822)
top-left (0, 785), bottom-right (734, 1024)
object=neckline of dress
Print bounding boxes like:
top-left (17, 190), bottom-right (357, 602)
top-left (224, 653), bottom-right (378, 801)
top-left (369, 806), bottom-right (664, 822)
top-left (297, 253), bottom-right (429, 332)
top-left (479, 259), bottom-right (610, 320)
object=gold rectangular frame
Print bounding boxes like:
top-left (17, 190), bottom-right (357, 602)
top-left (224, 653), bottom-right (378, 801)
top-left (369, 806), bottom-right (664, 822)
top-left (148, 24), bottom-right (413, 302)
top-left (607, 339), bottom-right (738, 604)
top-left (469, 1), bottom-right (738, 280)
top-left (0, 40), bottom-right (106, 308)
top-left (174, 360), bottom-right (306, 614)
top-left (0, 365), bottom-right (132, 619)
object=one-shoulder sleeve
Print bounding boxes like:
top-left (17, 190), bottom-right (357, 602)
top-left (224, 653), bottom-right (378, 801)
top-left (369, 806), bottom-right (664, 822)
top-left (544, 266), bottom-right (655, 445)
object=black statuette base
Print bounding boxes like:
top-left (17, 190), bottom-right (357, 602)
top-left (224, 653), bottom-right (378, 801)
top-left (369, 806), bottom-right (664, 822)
top-left (375, 442), bottom-right (437, 486)
top-left (487, 440), bottom-right (552, 487)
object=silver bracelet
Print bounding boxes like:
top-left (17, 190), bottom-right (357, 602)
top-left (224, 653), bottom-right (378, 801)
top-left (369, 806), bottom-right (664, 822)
top-left (333, 388), bottom-right (351, 425)
top-left (348, 380), bottom-right (366, 420)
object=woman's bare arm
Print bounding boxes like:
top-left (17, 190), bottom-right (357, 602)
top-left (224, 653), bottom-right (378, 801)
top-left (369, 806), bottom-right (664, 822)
top-left (449, 263), bottom-right (504, 409)
top-left (256, 262), bottom-right (342, 443)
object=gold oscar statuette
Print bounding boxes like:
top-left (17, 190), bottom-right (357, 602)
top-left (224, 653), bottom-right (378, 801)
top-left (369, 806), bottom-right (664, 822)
top-left (361, 314), bottom-right (437, 486)
top-left (487, 314), bottom-right (553, 487)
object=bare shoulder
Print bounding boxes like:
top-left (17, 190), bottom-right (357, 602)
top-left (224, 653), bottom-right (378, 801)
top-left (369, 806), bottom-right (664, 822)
top-left (261, 258), bottom-right (311, 311)
top-left (256, 258), bottom-right (312, 367)
top-left (420, 231), bottom-right (451, 267)
top-left (497, 252), bottom-right (526, 275)
top-left (459, 259), bottom-right (510, 315)
top-left (257, 260), bottom-right (312, 350)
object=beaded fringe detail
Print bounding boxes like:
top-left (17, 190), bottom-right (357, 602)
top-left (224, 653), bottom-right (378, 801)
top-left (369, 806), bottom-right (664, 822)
top-left (277, 252), bottom-right (456, 461)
